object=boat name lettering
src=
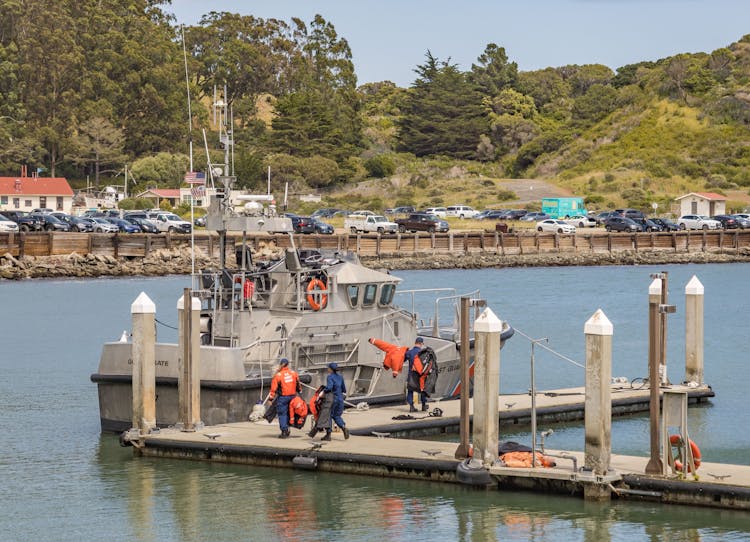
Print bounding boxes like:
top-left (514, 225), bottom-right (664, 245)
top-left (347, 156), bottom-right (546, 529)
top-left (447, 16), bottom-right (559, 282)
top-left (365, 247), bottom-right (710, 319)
top-left (126, 358), bottom-right (169, 367)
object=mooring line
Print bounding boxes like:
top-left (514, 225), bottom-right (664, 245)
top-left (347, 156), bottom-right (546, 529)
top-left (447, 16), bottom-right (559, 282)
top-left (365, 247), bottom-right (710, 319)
top-left (514, 327), bottom-right (585, 369)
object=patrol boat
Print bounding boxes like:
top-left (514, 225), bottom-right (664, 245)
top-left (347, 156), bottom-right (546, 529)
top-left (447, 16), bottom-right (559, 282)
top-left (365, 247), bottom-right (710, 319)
top-left (91, 107), bottom-right (512, 433)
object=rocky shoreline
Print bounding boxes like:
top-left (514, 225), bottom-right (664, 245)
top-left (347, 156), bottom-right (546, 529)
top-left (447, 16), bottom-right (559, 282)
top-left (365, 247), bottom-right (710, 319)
top-left (3, 247), bottom-right (750, 280)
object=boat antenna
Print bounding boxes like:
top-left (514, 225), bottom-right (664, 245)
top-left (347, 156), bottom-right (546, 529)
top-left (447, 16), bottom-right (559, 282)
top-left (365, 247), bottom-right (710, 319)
top-left (180, 25), bottom-right (197, 277)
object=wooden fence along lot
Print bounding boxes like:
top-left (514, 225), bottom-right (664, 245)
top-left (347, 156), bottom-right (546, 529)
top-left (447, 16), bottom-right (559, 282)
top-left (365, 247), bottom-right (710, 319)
top-left (1, 230), bottom-right (750, 259)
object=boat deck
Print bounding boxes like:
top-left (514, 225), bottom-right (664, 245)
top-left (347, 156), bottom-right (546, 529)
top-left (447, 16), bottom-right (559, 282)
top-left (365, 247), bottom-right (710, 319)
top-left (132, 382), bottom-right (750, 510)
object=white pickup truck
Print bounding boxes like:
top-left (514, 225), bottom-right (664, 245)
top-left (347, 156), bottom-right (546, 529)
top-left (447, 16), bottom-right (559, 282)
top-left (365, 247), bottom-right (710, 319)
top-left (344, 214), bottom-right (398, 234)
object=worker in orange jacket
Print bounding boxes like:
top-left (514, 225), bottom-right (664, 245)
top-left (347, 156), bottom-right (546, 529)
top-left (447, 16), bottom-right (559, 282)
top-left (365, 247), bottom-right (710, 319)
top-left (368, 337), bottom-right (407, 377)
top-left (268, 358), bottom-right (300, 438)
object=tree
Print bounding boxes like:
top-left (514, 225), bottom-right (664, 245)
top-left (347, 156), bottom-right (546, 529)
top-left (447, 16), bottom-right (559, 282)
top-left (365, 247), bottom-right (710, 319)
top-left (70, 117), bottom-right (127, 187)
top-left (470, 43), bottom-right (518, 97)
top-left (397, 52), bottom-right (487, 159)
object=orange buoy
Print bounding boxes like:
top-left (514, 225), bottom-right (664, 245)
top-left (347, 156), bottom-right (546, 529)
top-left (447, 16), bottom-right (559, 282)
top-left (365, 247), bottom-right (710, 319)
top-left (670, 434), bottom-right (701, 472)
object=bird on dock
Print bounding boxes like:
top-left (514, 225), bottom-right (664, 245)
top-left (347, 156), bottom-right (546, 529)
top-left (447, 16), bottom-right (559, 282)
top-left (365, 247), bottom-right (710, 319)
top-left (421, 449), bottom-right (442, 457)
top-left (505, 402), bottom-right (516, 409)
top-left (706, 473), bottom-right (731, 481)
top-left (308, 442), bottom-right (324, 451)
top-left (204, 433), bottom-right (222, 440)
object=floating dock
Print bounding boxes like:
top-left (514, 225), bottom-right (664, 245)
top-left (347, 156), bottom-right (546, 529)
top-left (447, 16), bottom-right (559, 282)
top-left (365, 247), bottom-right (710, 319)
top-left (129, 382), bottom-right (750, 511)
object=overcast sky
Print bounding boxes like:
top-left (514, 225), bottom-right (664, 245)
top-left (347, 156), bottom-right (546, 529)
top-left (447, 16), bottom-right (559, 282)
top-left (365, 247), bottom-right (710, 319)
top-left (167, 0), bottom-right (750, 86)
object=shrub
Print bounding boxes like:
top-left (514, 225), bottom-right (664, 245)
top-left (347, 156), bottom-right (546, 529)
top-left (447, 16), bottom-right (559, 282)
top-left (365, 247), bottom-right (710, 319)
top-left (584, 195), bottom-right (604, 205)
top-left (496, 189), bottom-right (517, 201)
top-left (118, 197), bottom-right (153, 210)
top-left (364, 154), bottom-right (396, 178)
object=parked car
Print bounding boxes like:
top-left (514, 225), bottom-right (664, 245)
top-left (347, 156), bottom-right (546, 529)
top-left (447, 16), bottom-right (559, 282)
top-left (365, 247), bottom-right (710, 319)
top-left (445, 205), bottom-right (479, 219)
top-left (632, 218), bottom-right (663, 232)
top-left (537, 219), bottom-right (576, 234)
top-left (125, 216), bottom-right (159, 233)
top-left (344, 214), bottom-right (398, 234)
top-left (29, 212), bottom-right (71, 232)
top-left (0, 213), bottom-right (19, 232)
top-left (2, 210), bottom-right (44, 232)
top-left (712, 215), bottom-right (739, 229)
top-left (731, 214), bottom-right (750, 229)
top-left (311, 208), bottom-right (341, 218)
top-left (677, 215), bottom-right (721, 230)
top-left (423, 207), bottom-right (447, 218)
top-left (520, 212), bottom-right (550, 222)
top-left (505, 209), bottom-right (528, 220)
top-left (385, 206), bottom-right (415, 215)
top-left (563, 215), bottom-right (597, 228)
top-left (649, 218), bottom-right (679, 231)
top-left (284, 213), bottom-right (315, 234)
top-left (106, 217), bottom-right (141, 233)
top-left (194, 216), bottom-right (206, 227)
top-left (395, 213), bottom-right (449, 233)
top-left (152, 213), bottom-right (192, 233)
top-left (477, 210), bottom-right (509, 220)
top-left (310, 217), bottom-right (334, 234)
top-left (615, 208), bottom-right (645, 220)
top-left (593, 211), bottom-right (621, 225)
top-left (31, 207), bottom-right (54, 214)
top-left (604, 216), bottom-right (643, 232)
top-left (50, 212), bottom-right (92, 232)
top-left (350, 210), bottom-right (376, 216)
top-left (87, 217), bottom-right (120, 233)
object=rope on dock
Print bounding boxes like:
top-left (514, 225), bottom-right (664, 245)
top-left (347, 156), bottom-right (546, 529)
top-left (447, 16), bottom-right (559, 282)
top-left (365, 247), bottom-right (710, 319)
top-left (514, 327), bottom-right (585, 369)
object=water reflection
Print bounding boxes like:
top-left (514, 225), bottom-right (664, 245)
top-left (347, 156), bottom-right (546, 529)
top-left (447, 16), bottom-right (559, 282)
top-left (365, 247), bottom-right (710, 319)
top-left (94, 434), bottom-right (749, 542)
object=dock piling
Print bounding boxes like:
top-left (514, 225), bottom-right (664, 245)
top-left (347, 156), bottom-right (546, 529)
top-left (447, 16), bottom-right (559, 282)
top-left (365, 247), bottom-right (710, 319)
top-left (454, 297), bottom-right (471, 459)
top-left (646, 278), bottom-right (664, 474)
top-left (472, 307), bottom-right (503, 466)
top-left (177, 288), bottom-right (203, 431)
top-left (131, 292), bottom-right (156, 435)
top-left (584, 309), bottom-right (613, 501)
top-left (685, 276), bottom-right (704, 385)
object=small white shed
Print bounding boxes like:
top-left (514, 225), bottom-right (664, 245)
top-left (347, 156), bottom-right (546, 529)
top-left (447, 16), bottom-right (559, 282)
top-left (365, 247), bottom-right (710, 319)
top-left (675, 192), bottom-right (726, 217)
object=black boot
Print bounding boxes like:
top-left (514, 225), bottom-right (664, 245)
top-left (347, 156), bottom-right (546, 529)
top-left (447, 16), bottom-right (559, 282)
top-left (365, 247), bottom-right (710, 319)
top-left (279, 430), bottom-right (290, 439)
top-left (308, 428), bottom-right (318, 438)
top-left (409, 405), bottom-right (417, 413)
top-left (422, 404), bottom-right (429, 411)
top-left (342, 427), bottom-right (350, 440)
top-left (321, 430), bottom-right (331, 441)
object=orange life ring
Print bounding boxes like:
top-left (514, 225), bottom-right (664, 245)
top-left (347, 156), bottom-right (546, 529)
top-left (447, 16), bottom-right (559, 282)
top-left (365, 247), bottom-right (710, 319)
top-left (670, 434), bottom-right (701, 472)
top-left (306, 278), bottom-right (328, 311)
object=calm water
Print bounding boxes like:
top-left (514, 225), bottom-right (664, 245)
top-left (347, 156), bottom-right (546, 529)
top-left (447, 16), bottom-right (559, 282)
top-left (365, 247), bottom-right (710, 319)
top-left (1, 264), bottom-right (749, 541)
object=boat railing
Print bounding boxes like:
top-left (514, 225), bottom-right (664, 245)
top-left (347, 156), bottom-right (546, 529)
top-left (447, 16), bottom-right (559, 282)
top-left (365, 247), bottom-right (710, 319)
top-left (242, 337), bottom-right (289, 378)
top-left (395, 288), bottom-right (481, 338)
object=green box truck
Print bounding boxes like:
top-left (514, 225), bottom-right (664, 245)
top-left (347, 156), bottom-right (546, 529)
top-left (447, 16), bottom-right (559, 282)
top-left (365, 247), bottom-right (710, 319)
top-left (541, 197), bottom-right (586, 219)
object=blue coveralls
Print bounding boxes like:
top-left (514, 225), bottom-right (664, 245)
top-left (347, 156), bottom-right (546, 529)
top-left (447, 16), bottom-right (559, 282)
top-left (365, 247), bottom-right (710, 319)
top-left (325, 372), bottom-right (347, 430)
top-left (276, 395), bottom-right (293, 432)
top-left (405, 345), bottom-right (428, 409)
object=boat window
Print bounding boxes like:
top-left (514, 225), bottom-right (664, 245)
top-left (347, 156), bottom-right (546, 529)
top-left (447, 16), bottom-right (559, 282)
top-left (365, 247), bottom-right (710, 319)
top-left (362, 284), bottom-right (377, 306)
top-left (347, 285), bottom-right (359, 307)
top-left (379, 283), bottom-right (396, 306)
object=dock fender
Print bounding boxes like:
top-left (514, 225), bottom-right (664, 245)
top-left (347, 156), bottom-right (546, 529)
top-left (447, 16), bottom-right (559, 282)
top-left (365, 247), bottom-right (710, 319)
top-left (456, 458), bottom-right (493, 486)
top-left (292, 455), bottom-right (318, 470)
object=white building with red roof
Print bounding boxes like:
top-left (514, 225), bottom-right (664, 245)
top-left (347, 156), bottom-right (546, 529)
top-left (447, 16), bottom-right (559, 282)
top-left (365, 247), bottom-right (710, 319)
top-left (675, 192), bottom-right (727, 217)
top-left (0, 176), bottom-right (74, 214)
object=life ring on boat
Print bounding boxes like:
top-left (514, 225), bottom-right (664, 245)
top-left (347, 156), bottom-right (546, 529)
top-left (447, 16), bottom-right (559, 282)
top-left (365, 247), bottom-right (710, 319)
top-left (306, 278), bottom-right (328, 310)
top-left (670, 434), bottom-right (701, 472)
top-left (243, 279), bottom-right (255, 299)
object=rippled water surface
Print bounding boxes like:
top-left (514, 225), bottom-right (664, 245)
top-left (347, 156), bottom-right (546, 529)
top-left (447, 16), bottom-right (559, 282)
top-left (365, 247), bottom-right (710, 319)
top-left (1, 264), bottom-right (748, 541)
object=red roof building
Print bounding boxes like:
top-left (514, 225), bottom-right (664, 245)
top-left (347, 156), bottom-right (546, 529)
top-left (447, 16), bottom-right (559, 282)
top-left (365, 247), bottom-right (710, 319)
top-left (675, 192), bottom-right (727, 217)
top-left (0, 177), bottom-right (75, 214)
top-left (135, 188), bottom-right (182, 207)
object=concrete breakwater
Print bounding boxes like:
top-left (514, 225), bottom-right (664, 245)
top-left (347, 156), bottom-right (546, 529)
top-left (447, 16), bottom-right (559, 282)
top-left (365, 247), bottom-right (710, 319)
top-left (3, 245), bottom-right (750, 280)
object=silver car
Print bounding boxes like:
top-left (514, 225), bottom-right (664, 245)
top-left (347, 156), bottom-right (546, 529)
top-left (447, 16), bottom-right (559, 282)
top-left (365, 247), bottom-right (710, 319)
top-left (87, 217), bottom-right (119, 233)
top-left (0, 213), bottom-right (19, 232)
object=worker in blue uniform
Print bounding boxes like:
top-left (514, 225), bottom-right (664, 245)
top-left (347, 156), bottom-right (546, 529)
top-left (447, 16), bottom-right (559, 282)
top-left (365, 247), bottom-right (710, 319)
top-left (322, 362), bottom-right (349, 440)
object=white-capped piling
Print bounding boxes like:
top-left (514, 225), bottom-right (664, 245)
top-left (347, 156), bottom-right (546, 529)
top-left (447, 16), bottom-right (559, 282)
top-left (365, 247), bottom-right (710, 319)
top-left (472, 307), bottom-right (503, 466)
top-left (584, 309), bottom-right (613, 501)
top-left (645, 278), bottom-right (664, 474)
top-left (685, 276), bottom-right (704, 385)
top-left (131, 292), bottom-right (156, 434)
top-left (177, 288), bottom-right (202, 431)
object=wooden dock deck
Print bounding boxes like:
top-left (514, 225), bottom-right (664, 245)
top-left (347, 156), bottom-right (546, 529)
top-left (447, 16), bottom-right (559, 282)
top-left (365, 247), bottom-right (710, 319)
top-left (129, 382), bottom-right (750, 510)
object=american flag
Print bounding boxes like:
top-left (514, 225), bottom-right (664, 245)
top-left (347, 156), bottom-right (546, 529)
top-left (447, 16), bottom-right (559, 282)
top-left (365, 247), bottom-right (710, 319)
top-left (190, 185), bottom-right (205, 199)
top-left (184, 171), bottom-right (206, 184)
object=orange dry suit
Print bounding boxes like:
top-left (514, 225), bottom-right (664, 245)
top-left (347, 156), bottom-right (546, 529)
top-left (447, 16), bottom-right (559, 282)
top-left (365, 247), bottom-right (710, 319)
top-left (269, 367), bottom-right (300, 399)
top-left (369, 338), bottom-right (408, 376)
top-left (289, 395), bottom-right (309, 428)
